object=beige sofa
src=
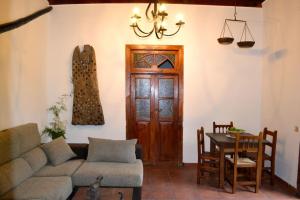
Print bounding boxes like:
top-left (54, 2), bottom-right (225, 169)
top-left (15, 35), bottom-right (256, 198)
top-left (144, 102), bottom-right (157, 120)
top-left (0, 123), bottom-right (143, 200)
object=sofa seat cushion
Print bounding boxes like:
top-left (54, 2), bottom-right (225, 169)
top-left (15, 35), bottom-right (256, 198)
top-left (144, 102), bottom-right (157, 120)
top-left (34, 159), bottom-right (84, 177)
top-left (0, 176), bottom-right (72, 200)
top-left (72, 159), bottom-right (143, 187)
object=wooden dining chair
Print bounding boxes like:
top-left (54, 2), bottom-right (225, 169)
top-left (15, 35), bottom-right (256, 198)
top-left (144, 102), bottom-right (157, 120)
top-left (225, 132), bottom-right (263, 193)
top-left (213, 121), bottom-right (234, 134)
top-left (197, 127), bottom-right (220, 184)
top-left (262, 127), bottom-right (277, 185)
top-left (212, 121), bottom-right (234, 153)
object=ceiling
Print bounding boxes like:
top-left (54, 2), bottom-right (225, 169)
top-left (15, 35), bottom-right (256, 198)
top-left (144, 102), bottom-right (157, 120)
top-left (48, 0), bottom-right (265, 7)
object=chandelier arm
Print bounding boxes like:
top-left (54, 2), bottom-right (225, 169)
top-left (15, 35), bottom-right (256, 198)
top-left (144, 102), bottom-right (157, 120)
top-left (132, 26), bottom-right (154, 38)
top-left (136, 23), bottom-right (155, 35)
top-left (145, 2), bottom-right (153, 20)
top-left (162, 25), bottom-right (182, 37)
top-left (154, 24), bottom-right (163, 39)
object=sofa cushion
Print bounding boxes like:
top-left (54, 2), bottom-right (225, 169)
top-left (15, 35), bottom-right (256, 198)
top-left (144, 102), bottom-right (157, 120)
top-left (22, 147), bottom-right (47, 172)
top-left (0, 176), bottom-right (72, 200)
top-left (72, 159), bottom-right (143, 187)
top-left (0, 158), bottom-right (33, 196)
top-left (41, 137), bottom-right (76, 166)
top-left (87, 138), bottom-right (137, 163)
top-left (0, 129), bottom-right (20, 165)
top-left (0, 123), bottom-right (41, 165)
top-left (11, 123), bottom-right (41, 155)
top-left (34, 159), bottom-right (84, 177)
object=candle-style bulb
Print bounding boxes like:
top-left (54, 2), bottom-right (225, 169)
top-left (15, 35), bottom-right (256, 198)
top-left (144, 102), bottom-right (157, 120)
top-left (159, 4), bottom-right (167, 13)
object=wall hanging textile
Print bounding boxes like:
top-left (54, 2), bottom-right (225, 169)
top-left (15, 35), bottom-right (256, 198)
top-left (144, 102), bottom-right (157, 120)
top-left (72, 45), bottom-right (105, 125)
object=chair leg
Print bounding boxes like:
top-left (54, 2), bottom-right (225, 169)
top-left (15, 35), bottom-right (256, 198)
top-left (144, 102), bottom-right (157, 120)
top-left (255, 167), bottom-right (260, 193)
top-left (232, 167), bottom-right (237, 194)
top-left (271, 161), bottom-right (275, 185)
top-left (132, 187), bottom-right (142, 200)
top-left (261, 160), bottom-right (265, 184)
top-left (197, 163), bottom-right (200, 184)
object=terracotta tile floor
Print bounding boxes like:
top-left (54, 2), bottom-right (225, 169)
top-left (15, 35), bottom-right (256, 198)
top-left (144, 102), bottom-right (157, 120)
top-left (142, 164), bottom-right (298, 200)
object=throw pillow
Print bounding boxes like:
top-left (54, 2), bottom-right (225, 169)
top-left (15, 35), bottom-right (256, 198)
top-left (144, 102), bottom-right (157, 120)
top-left (87, 137), bottom-right (137, 163)
top-left (41, 137), bottom-right (76, 166)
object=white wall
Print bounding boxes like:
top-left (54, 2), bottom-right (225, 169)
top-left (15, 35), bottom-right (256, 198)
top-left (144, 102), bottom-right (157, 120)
top-left (47, 4), bottom-right (264, 162)
top-left (262, 0), bottom-right (300, 187)
top-left (0, 0), bottom-right (49, 131)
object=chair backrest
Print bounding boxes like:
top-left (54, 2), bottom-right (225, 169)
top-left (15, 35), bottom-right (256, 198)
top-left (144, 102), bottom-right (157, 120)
top-left (197, 127), bottom-right (205, 161)
top-left (263, 127), bottom-right (277, 155)
top-left (232, 132), bottom-right (263, 165)
top-left (213, 121), bottom-right (233, 134)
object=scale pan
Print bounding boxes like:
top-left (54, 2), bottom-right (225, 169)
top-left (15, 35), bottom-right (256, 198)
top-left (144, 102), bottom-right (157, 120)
top-left (237, 41), bottom-right (255, 48)
top-left (217, 37), bottom-right (234, 45)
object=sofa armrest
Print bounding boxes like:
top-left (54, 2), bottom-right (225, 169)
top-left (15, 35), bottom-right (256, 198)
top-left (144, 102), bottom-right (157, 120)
top-left (69, 143), bottom-right (88, 159)
top-left (68, 143), bottom-right (143, 160)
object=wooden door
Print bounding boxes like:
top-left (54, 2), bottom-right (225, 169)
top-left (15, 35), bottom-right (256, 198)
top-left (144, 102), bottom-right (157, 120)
top-left (126, 45), bottom-right (183, 165)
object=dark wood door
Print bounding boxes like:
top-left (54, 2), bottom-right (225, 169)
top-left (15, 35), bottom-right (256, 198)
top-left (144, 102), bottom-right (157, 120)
top-left (126, 45), bottom-right (183, 165)
top-left (130, 74), bottom-right (179, 163)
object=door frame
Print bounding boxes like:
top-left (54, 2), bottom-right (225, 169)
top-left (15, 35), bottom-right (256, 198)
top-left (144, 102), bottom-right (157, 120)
top-left (125, 44), bottom-right (184, 165)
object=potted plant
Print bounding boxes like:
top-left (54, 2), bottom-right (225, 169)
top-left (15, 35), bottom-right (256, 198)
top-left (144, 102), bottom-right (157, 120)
top-left (43, 95), bottom-right (68, 140)
top-left (228, 127), bottom-right (245, 135)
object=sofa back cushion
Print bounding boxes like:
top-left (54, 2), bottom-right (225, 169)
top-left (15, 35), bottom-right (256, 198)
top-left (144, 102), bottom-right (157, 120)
top-left (22, 147), bottom-right (47, 172)
top-left (11, 123), bottom-right (41, 155)
top-left (0, 129), bottom-right (20, 165)
top-left (0, 158), bottom-right (33, 196)
top-left (0, 123), bottom-right (41, 165)
top-left (87, 138), bottom-right (137, 163)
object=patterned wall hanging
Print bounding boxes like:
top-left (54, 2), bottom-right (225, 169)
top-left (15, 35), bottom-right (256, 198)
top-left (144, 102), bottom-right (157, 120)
top-left (72, 45), bottom-right (105, 125)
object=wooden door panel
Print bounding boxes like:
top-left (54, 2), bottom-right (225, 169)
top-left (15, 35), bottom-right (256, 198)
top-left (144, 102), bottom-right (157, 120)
top-left (135, 122), bottom-right (151, 162)
top-left (159, 122), bottom-right (178, 161)
top-left (130, 74), bottom-right (154, 163)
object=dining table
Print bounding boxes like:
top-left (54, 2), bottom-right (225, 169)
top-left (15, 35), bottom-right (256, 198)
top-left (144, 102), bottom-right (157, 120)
top-left (206, 132), bottom-right (270, 188)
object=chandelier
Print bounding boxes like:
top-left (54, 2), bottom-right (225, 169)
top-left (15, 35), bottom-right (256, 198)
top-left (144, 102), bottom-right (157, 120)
top-left (130, 0), bottom-right (185, 39)
top-left (217, 3), bottom-right (255, 48)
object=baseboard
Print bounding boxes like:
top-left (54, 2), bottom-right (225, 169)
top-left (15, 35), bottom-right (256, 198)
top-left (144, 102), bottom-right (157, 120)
top-left (274, 175), bottom-right (298, 194)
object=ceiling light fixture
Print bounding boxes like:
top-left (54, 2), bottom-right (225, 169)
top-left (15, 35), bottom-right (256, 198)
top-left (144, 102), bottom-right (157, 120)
top-left (217, 2), bottom-right (255, 48)
top-left (130, 0), bottom-right (185, 39)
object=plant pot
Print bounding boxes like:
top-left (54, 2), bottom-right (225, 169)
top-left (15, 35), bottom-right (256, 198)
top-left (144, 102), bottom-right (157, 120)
top-left (237, 41), bottom-right (255, 48)
top-left (218, 37), bottom-right (234, 45)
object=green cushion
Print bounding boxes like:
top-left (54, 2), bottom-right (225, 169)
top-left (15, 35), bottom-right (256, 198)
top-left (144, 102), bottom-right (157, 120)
top-left (41, 137), bottom-right (76, 166)
top-left (87, 138), bottom-right (137, 163)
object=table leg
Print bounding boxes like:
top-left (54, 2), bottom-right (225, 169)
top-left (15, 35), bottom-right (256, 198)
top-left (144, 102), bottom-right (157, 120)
top-left (219, 147), bottom-right (225, 188)
top-left (210, 140), bottom-right (216, 153)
